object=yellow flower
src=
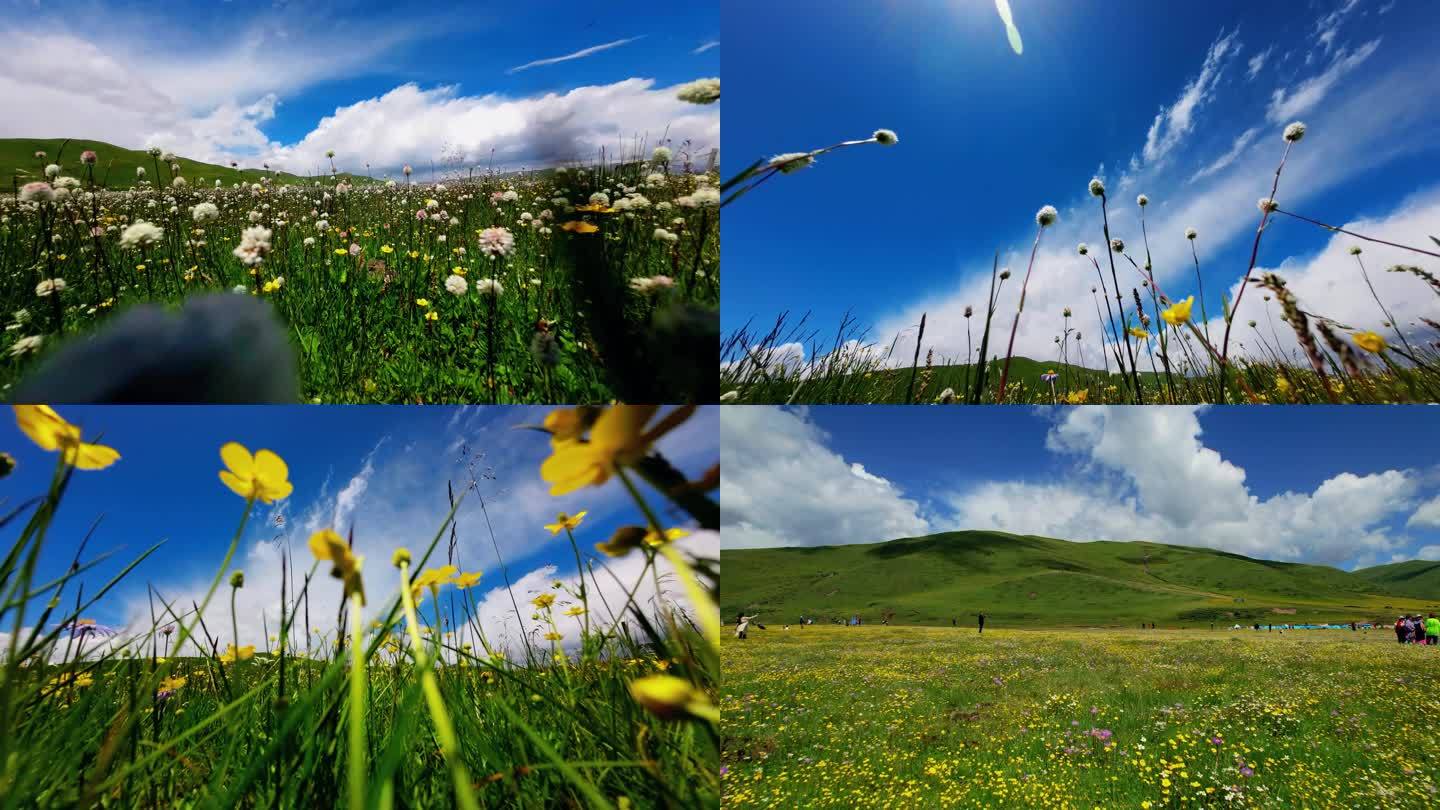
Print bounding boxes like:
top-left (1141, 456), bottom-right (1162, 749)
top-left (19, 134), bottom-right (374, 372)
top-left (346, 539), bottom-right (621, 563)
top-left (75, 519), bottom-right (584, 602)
top-left (219, 644), bottom-right (255, 663)
top-left (1160, 295), bottom-right (1194, 326)
top-left (544, 408), bottom-right (590, 441)
top-left (643, 527), bottom-right (689, 549)
top-left (309, 528), bottom-right (366, 605)
top-left (543, 631), bottom-right (563, 641)
top-left (1275, 376), bottom-right (1292, 394)
top-left (628, 675), bottom-right (719, 723)
top-left (408, 250), bottom-right (420, 259)
top-left (160, 675), bottom-right (187, 691)
top-left (416, 298), bottom-right (431, 307)
top-left (1065, 389), bottom-right (1089, 404)
top-left (532, 593), bottom-right (557, 610)
top-left (425, 311), bottom-right (439, 322)
top-left (411, 564), bottom-right (458, 604)
top-left (573, 203), bottom-right (614, 213)
top-left (454, 571), bottom-right (483, 589)
top-left (563, 605), bottom-right (586, 617)
top-left (561, 221), bottom-right (599, 234)
top-left (1128, 327), bottom-right (1149, 340)
top-left (218, 442), bottom-right (293, 503)
top-left (13, 405), bottom-right (120, 470)
top-left (539, 405), bottom-right (695, 496)
top-left (380, 245), bottom-right (394, 254)
top-left (452, 265), bottom-right (467, 276)
top-left (333, 248), bottom-right (348, 256)
top-left (544, 511), bottom-right (588, 535)
top-left (1351, 330), bottom-right (1386, 353)
top-left (391, 548), bottom-right (411, 568)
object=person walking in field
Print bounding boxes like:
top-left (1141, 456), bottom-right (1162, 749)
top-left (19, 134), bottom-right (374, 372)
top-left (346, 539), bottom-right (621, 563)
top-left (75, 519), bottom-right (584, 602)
top-left (1427, 614), bottom-right (1440, 645)
top-left (736, 615), bottom-right (757, 640)
top-left (977, 612), bottom-right (987, 634)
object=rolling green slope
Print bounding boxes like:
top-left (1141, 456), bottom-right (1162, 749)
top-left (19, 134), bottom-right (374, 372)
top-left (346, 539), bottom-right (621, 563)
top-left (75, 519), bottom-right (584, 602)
top-left (0, 138), bottom-right (372, 190)
top-left (721, 530), bottom-right (1439, 627)
top-left (1353, 560), bottom-right (1440, 600)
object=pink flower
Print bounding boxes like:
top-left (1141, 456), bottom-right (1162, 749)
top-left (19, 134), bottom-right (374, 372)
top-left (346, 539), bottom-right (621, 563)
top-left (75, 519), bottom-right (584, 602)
top-left (81, 150), bottom-right (98, 165)
top-left (477, 226), bottom-right (515, 259)
top-left (490, 191), bottom-right (505, 202)
top-left (90, 226), bottom-right (104, 238)
top-left (348, 243), bottom-right (362, 257)
top-left (416, 210), bottom-right (428, 220)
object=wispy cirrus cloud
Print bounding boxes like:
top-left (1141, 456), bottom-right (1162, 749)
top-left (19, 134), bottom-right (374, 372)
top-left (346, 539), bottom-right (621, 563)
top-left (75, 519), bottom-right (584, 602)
top-left (692, 40), bottom-right (719, 54)
top-left (505, 35), bottom-right (645, 74)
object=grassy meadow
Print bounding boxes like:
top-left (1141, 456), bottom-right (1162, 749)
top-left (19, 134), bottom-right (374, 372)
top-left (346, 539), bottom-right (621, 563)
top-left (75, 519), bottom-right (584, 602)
top-left (721, 625), bottom-right (1440, 809)
top-left (1, 404), bottom-right (720, 809)
top-left (1, 132), bottom-right (719, 403)
top-left (720, 124), bottom-right (1440, 405)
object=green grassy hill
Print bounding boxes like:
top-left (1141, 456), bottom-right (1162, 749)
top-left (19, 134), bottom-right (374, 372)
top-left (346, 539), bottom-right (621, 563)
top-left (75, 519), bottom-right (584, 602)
top-left (1353, 560), bottom-right (1440, 600)
top-left (1, 138), bottom-right (372, 190)
top-left (888, 356), bottom-right (1163, 402)
top-left (722, 530), bottom-right (1439, 627)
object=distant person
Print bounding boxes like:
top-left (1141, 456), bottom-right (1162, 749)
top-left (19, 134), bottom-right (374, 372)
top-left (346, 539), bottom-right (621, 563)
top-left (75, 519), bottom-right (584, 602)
top-left (952, 618), bottom-right (957, 627)
top-left (1427, 614), bottom-right (1439, 645)
top-left (1396, 616), bottom-right (1407, 644)
top-left (978, 612), bottom-right (987, 634)
top-left (736, 615), bottom-right (757, 640)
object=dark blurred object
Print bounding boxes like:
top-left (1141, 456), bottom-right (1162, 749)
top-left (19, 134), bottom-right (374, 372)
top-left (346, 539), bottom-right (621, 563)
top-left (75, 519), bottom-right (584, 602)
top-left (12, 295), bottom-right (298, 403)
top-left (567, 228), bottom-right (717, 402)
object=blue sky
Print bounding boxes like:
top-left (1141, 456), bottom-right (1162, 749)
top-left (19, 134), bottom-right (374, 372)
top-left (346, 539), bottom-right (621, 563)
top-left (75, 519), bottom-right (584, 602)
top-left (0, 0), bottom-right (718, 175)
top-left (721, 405), bottom-right (1440, 569)
top-left (722, 0), bottom-right (1440, 367)
top-left (2, 405), bottom-right (717, 650)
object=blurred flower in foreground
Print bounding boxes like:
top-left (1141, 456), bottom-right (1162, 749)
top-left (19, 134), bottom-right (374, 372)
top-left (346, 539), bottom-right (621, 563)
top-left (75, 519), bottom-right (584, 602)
top-left (629, 675), bottom-right (719, 723)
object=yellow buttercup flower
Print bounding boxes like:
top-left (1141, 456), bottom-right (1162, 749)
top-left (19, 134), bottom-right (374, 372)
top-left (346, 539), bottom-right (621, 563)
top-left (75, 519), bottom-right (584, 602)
top-left (160, 675), bottom-right (187, 691)
top-left (532, 593), bottom-right (556, 610)
top-left (218, 442), bottom-right (293, 503)
top-left (561, 221), bottom-right (599, 234)
top-left (425, 311), bottom-right (439, 322)
top-left (333, 248), bottom-right (348, 256)
top-left (308, 529), bottom-right (366, 605)
top-left (411, 564), bottom-right (458, 604)
top-left (13, 406), bottom-right (120, 470)
top-left (544, 511), bottom-right (588, 535)
top-left (539, 405), bottom-right (695, 496)
top-left (563, 605), bottom-right (586, 617)
top-left (573, 203), bottom-right (614, 214)
top-left (219, 644), bottom-right (255, 663)
top-left (1065, 389), bottom-right (1089, 404)
top-left (416, 298), bottom-right (431, 307)
top-left (1128, 327), bottom-right (1149, 340)
top-left (1352, 331), bottom-right (1386, 353)
top-left (454, 571), bottom-right (483, 589)
top-left (1160, 295), bottom-right (1194, 326)
top-left (543, 631), bottom-right (563, 641)
top-left (628, 675), bottom-right (719, 723)
top-left (380, 245), bottom-right (394, 254)
top-left (543, 408), bottom-right (590, 441)
top-left (643, 527), bottom-right (689, 549)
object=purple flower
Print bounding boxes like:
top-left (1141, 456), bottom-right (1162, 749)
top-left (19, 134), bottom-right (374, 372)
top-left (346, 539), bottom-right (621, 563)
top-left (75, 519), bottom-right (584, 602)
top-left (1240, 766), bottom-right (1254, 778)
top-left (1211, 736), bottom-right (1224, 746)
top-left (719, 766), bottom-right (729, 776)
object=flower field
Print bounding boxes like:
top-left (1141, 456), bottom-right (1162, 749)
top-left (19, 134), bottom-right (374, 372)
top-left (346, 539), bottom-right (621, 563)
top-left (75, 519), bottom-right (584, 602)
top-left (2, 140), bottom-right (720, 403)
top-left (2, 404), bottom-right (720, 808)
top-left (721, 625), bottom-right (1440, 809)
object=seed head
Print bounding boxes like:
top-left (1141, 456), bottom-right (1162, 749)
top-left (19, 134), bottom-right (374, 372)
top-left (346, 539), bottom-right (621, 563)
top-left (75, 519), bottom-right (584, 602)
top-left (1035, 205), bottom-right (1058, 227)
top-left (1283, 121), bottom-right (1306, 143)
top-left (1088, 178), bottom-right (1106, 197)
